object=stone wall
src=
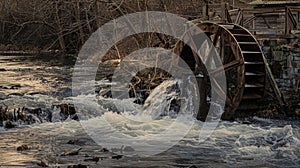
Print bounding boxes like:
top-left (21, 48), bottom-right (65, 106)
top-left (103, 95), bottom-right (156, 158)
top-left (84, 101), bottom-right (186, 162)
top-left (259, 38), bottom-right (300, 116)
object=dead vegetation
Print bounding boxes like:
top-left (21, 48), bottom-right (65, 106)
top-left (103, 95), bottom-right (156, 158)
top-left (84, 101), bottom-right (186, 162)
top-left (129, 67), bottom-right (172, 104)
top-left (0, 0), bottom-right (204, 54)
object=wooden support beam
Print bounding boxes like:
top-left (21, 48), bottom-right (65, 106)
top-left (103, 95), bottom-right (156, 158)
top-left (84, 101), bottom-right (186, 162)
top-left (235, 9), bottom-right (243, 25)
top-left (262, 52), bottom-right (286, 106)
top-left (296, 78), bottom-right (300, 95)
top-left (285, 9), bottom-right (289, 35)
top-left (210, 59), bottom-right (242, 76)
top-left (203, 0), bottom-right (209, 19)
top-left (221, 2), bottom-right (226, 22)
top-left (196, 76), bottom-right (208, 121)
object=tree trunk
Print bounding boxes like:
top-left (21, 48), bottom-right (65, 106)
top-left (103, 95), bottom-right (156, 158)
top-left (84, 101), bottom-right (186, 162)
top-left (75, 0), bottom-right (85, 45)
top-left (85, 6), bottom-right (93, 35)
top-left (96, 1), bottom-right (102, 28)
top-left (55, 0), bottom-right (66, 52)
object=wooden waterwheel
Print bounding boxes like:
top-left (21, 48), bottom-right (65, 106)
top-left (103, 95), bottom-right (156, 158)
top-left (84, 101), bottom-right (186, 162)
top-left (177, 22), bottom-right (267, 120)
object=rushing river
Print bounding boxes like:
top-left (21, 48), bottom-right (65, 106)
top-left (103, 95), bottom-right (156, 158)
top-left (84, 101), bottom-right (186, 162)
top-left (0, 54), bottom-right (300, 167)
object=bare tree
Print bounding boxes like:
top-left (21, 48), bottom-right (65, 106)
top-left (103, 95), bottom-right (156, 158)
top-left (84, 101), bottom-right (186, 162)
top-left (0, 0), bottom-right (203, 53)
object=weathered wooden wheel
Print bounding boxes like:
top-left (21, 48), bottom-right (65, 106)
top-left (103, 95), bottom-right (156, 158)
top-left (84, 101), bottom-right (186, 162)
top-left (177, 22), bottom-right (267, 120)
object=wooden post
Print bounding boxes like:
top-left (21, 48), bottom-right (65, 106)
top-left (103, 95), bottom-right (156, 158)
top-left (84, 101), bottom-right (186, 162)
top-left (203, 5), bottom-right (207, 18)
top-left (285, 7), bottom-right (290, 35)
top-left (196, 76), bottom-right (208, 121)
top-left (203, 0), bottom-right (209, 20)
top-left (221, 2), bottom-right (226, 23)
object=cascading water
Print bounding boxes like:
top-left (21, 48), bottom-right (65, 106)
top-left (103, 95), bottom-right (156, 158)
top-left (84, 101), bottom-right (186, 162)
top-left (1, 55), bottom-right (300, 167)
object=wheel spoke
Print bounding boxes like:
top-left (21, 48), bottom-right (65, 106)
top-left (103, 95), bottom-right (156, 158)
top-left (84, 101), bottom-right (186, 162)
top-left (204, 29), bottom-right (220, 65)
top-left (209, 59), bottom-right (242, 76)
top-left (187, 33), bottom-right (203, 73)
top-left (212, 28), bottom-right (221, 46)
top-left (219, 31), bottom-right (226, 64)
top-left (211, 78), bottom-right (231, 105)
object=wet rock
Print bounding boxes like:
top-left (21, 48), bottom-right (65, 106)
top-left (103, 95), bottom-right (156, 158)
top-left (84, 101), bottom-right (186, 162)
top-left (67, 139), bottom-right (79, 145)
top-left (242, 121), bottom-right (252, 125)
top-left (26, 91), bottom-right (45, 96)
top-left (10, 84), bottom-right (21, 89)
top-left (66, 139), bottom-right (86, 146)
top-left (256, 104), bottom-right (282, 119)
top-left (53, 104), bottom-right (77, 120)
top-left (6, 109), bottom-right (15, 121)
top-left (0, 92), bottom-right (6, 100)
top-left (123, 146), bottom-right (135, 152)
top-left (37, 159), bottom-right (48, 167)
top-left (0, 86), bottom-right (9, 89)
top-left (264, 125), bottom-right (293, 150)
top-left (100, 148), bottom-right (109, 153)
top-left (3, 108), bottom-right (26, 122)
top-left (22, 107), bottom-right (52, 123)
top-left (189, 166), bottom-right (198, 168)
top-left (271, 140), bottom-right (288, 151)
top-left (0, 106), bottom-right (8, 122)
top-left (55, 88), bottom-right (72, 97)
top-left (8, 92), bottom-right (24, 97)
top-left (16, 108), bottom-right (26, 122)
top-left (25, 114), bottom-right (40, 124)
top-left (17, 144), bottom-right (30, 151)
top-left (4, 120), bottom-right (15, 129)
top-left (84, 156), bottom-right (100, 163)
top-left (99, 90), bottom-right (112, 98)
top-left (67, 164), bottom-right (88, 168)
top-left (23, 107), bottom-right (42, 116)
top-left (111, 155), bottom-right (123, 160)
top-left (0, 107), bottom-right (42, 124)
top-left (61, 148), bottom-right (82, 156)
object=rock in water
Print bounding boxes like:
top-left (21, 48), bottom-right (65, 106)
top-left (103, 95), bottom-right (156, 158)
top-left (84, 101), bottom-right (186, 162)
top-left (67, 164), bottom-right (88, 168)
top-left (0, 92), bottom-right (6, 100)
top-left (61, 148), bottom-right (82, 156)
top-left (4, 120), bottom-right (15, 129)
top-left (67, 139), bottom-right (79, 144)
top-left (37, 159), bottom-right (48, 167)
top-left (17, 144), bottom-right (31, 151)
top-left (123, 146), bottom-right (135, 152)
top-left (53, 104), bottom-right (77, 120)
top-left (112, 155), bottom-right (123, 160)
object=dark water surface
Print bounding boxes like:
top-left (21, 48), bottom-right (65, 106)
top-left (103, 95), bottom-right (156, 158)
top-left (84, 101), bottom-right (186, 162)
top-left (0, 54), bottom-right (75, 96)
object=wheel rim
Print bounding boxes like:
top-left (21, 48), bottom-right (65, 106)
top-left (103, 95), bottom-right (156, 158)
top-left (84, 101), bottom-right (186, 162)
top-left (176, 22), bottom-right (266, 120)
